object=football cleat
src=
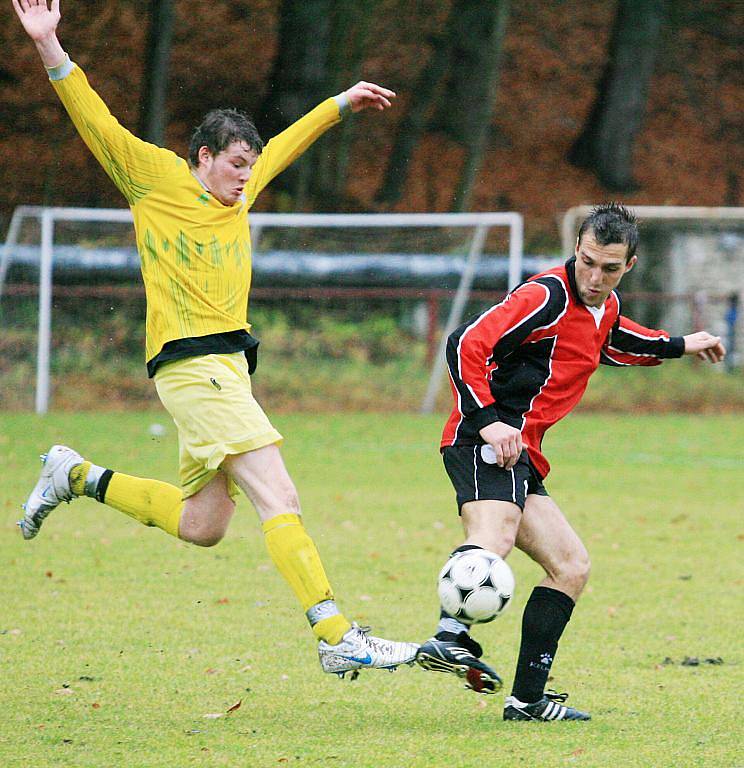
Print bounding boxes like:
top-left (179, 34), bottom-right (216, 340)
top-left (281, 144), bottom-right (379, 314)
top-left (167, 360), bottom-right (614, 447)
top-left (318, 623), bottom-right (419, 675)
top-left (503, 691), bottom-right (591, 721)
top-left (17, 445), bottom-right (83, 540)
top-left (416, 632), bottom-right (503, 693)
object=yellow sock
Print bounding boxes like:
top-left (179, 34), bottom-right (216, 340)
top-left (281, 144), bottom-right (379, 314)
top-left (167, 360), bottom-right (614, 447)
top-left (101, 472), bottom-right (183, 538)
top-left (69, 461), bottom-right (91, 496)
top-left (262, 513), bottom-right (351, 644)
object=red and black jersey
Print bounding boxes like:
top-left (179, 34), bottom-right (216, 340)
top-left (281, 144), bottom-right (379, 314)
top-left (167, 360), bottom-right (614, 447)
top-left (441, 257), bottom-right (685, 478)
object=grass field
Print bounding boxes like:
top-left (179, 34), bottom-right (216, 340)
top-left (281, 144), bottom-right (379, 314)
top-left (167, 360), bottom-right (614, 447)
top-left (1, 412), bottom-right (742, 768)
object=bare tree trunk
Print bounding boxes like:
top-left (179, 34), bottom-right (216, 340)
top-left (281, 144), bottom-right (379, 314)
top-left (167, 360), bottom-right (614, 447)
top-left (314, 0), bottom-right (380, 208)
top-left (374, 33), bottom-right (451, 205)
top-left (259, 0), bottom-right (333, 208)
top-left (260, 0), bottom-right (334, 133)
top-left (445, 0), bottom-right (509, 211)
top-left (138, 0), bottom-right (175, 146)
top-left (376, 0), bottom-right (509, 210)
top-left (569, 0), bottom-right (666, 191)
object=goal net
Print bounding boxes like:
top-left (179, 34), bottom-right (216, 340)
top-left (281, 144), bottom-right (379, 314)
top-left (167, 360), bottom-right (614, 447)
top-left (0, 207), bottom-right (524, 413)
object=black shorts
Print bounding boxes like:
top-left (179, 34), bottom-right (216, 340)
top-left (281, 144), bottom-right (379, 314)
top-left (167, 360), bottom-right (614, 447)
top-left (442, 444), bottom-right (548, 514)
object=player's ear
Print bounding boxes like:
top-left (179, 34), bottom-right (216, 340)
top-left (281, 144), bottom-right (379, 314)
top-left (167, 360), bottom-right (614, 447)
top-left (197, 145), bottom-right (214, 169)
top-left (624, 255), bottom-right (637, 274)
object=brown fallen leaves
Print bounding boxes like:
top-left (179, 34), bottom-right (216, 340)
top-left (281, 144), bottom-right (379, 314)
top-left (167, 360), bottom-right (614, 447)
top-left (202, 699), bottom-right (242, 719)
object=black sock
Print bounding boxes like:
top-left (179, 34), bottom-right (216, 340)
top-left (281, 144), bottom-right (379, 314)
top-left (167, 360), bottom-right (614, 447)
top-left (511, 586), bottom-right (575, 703)
top-left (451, 545), bottom-right (484, 554)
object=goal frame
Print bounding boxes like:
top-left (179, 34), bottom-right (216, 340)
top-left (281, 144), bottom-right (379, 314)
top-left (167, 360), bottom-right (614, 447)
top-left (1, 207), bottom-right (523, 414)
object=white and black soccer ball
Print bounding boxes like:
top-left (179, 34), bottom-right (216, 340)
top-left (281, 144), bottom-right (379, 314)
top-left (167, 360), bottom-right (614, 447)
top-left (437, 549), bottom-right (515, 625)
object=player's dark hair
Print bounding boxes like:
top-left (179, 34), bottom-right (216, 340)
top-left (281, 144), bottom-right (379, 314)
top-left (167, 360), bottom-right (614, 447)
top-left (577, 202), bottom-right (639, 261)
top-left (188, 109), bottom-right (264, 167)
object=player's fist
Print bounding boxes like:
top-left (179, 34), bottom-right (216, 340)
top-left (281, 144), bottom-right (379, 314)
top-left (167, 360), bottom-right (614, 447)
top-left (479, 421), bottom-right (523, 471)
top-left (12, 0), bottom-right (61, 42)
top-left (344, 81), bottom-right (396, 113)
top-left (683, 331), bottom-right (726, 363)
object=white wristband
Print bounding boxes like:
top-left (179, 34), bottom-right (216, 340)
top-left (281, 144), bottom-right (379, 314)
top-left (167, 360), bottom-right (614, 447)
top-left (46, 53), bottom-right (74, 81)
top-left (333, 92), bottom-right (352, 118)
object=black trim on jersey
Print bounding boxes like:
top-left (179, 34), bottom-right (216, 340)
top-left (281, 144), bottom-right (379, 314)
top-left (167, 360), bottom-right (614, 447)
top-left (468, 403), bottom-right (501, 432)
top-left (490, 335), bottom-right (557, 430)
top-left (146, 330), bottom-right (260, 378)
top-left (601, 290), bottom-right (685, 364)
top-left (445, 276), bottom-right (567, 443)
top-left (564, 256), bottom-right (581, 303)
top-left (599, 349), bottom-right (627, 367)
top-left (606, 323), bottom-right (684, 360)
top-left (488, 276), bottom-right (568, 365)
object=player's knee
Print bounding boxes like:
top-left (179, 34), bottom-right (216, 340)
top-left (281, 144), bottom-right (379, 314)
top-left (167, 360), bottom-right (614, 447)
top-left (183, 519), bottom-right (228, 547)
top-left (189, 529), bottom-right (225, 547)
top-left (180, 500), bottom-right (234, 547)
top-left (559, 551), bottom-right (591, 591)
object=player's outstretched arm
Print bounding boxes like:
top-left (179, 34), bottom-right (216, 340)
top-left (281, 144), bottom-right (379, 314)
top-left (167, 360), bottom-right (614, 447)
top-left (246, 81), bottom-right (395, 205)
top-left (12, 0), bottom-right (65, 67)
top-left (683, 331), bottom-right (726, 364)
top-left (343, 81), bottom-right (396, 113)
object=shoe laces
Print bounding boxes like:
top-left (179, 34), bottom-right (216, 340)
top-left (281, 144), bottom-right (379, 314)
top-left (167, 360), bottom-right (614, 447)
top-left (352, 624), bottom-right (396, 654)
top-left (544, 690), bottom-right (569, 704)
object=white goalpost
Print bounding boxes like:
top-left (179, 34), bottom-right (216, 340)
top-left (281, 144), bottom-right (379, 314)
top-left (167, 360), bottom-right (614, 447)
top-left (0, 207), bottom-right (524, 415)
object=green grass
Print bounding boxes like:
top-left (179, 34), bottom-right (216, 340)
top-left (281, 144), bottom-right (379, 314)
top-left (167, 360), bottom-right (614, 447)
top-left (1, 412), bottom-right (742, 767)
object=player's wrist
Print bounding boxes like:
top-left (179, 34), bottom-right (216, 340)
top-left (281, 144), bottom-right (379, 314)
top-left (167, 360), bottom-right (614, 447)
top-left (45, 52), bottom-right (74, 82)
top-left (333, 92), bottom-right (352, 118)
top-left (36, 35), bottom-right (67, 70)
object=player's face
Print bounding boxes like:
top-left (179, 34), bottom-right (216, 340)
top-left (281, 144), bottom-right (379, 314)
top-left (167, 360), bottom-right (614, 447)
top-left (574, 230), bottom-right (636, 307)
top-left (197, 141), bottom-right (259, 206)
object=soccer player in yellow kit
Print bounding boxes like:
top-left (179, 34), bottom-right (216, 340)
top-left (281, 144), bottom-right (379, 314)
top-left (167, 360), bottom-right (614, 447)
top-left (14, 0), bottom-right (418, 676)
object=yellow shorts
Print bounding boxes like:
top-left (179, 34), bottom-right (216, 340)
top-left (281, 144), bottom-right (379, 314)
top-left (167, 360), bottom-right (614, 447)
top-left (154, 352), bottom-right (283, 499)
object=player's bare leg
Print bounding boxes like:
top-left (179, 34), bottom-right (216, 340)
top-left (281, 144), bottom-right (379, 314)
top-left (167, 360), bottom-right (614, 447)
top-left (178, 471), bottom-right (235, 546)
top-left (417, 499), bottom-right (522, 693)
top-left (516, 494), bottom-right (590, 601)
top-left (223, 444), bottom-right (418, 674)
top-left (504, 493), bottom-right (591, 720)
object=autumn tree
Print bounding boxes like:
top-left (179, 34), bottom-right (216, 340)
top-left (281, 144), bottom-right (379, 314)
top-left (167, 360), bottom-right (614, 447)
top-left (138, 0), bottom-right (175, 146)
top-left (259, 0), bottom-right (379, 209)
top-left (376, 0), bottom-right (509, 211)
top-left (568, 0), bottom-right (666, 191)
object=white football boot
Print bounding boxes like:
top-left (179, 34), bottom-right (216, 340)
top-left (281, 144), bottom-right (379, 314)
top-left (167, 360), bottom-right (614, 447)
top-left (18, 445), bottom-right (83, 540)
top-left (318, 623), bottom-right (419, 677)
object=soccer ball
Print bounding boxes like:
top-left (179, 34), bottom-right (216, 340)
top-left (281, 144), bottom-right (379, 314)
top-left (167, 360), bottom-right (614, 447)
top-left (437, 550), bottom-right (515, 625)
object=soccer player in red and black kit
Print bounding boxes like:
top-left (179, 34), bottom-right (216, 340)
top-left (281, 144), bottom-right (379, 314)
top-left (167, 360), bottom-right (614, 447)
top-left (416, 203), bottom-right (726, 721)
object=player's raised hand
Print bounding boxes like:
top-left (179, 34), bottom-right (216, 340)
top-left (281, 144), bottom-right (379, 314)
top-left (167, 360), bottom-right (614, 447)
top-left (12, 0), bottom-right (60, 41)
top-left (479, 421), bottom-right (524, 471)
top-left (344, 81), bottom-right (396, 113)
top-left (683, 331), bottom-right (726, 363)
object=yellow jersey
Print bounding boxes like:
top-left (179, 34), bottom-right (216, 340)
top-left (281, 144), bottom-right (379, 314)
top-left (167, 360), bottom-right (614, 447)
top-left (50, 63), bottom-right (342, 365)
